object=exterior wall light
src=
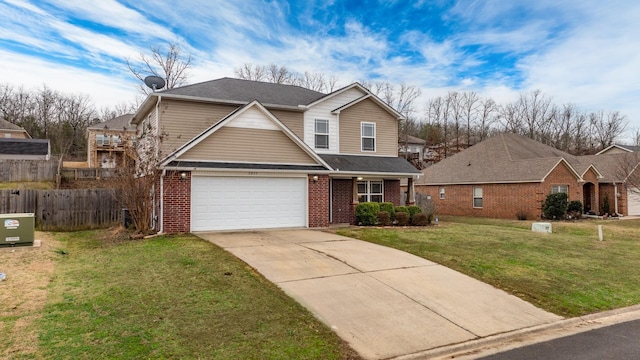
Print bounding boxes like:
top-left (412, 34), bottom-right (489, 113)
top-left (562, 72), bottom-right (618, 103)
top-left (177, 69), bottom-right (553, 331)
top-left (312, 175), bottom-right (319, 183)
top-left (180, 172), bottom-right (187, 181)
top-left (357, 176), bottom-right (363, 181)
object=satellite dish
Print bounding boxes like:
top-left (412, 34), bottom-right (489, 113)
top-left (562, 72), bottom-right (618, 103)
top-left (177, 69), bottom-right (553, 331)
top-left (144, 76), bottom-right (166, 91)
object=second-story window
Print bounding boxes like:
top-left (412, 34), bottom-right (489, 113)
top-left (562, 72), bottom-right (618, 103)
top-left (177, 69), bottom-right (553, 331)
top-left (362, 122), bottom-right (376, 151)
top-left (315, 119), bottom-right (329, 149)
top-left (96, 134), bottom-right (110, 146)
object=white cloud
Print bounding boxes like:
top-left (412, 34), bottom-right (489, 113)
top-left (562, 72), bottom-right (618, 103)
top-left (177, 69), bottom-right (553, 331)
top-left (0, 49), bottom-right (137, 108)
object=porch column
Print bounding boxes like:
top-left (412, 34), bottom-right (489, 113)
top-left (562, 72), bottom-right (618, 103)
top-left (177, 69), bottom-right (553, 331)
top-left (406, 177), bottom-right (416, 205)
top-left (352, 177), bottom-right (359, 204)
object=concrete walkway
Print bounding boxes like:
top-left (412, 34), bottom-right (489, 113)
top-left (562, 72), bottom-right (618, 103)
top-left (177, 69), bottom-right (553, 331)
top-left (196, 230), bottom-right (562, 360)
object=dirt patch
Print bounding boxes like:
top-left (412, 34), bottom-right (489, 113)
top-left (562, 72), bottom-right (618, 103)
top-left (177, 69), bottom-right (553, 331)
top-left (0, 232), bottom-right (59, 358)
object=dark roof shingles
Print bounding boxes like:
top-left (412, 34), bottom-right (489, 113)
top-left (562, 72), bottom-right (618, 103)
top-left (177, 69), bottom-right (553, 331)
top-left (319, 154), bottom-right (420, 174)
top-left (0, 138), bottom-right (49, 155)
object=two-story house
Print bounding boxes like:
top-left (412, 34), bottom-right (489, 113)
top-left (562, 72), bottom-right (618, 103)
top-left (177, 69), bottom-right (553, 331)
top-left (86, 114), bottom-right (136, 168)
top-left (130, 78), bottom-right (420, 233)
top-left (0, 119), bottom-right (31, 139)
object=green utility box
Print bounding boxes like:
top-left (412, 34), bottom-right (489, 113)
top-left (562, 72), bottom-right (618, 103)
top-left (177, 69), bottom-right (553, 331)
top-left (1, 213), bottom-right (35, 247)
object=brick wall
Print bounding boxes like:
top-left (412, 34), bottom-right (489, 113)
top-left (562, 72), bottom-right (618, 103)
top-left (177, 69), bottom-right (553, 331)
top-left (331, 178), bottom-right (354, 224)
top-left (600, 183), bottom-right (628, 216)
top-left (308, 174), bottom-right (329, 227)
top-left (162, 171), bottom-right (191, 233)
top-left (416, 162), bottom-right (590, 220)
top-left (384, 179), bottom-right (401, 206)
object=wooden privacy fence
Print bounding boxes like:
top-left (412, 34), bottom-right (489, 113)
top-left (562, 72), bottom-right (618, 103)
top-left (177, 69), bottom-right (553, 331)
top-left (0, 159), bottom-right (58, 182)
top-left (0, 189), bottom-right (121, 230)
top-left (61, 168), bottom-right (117, 180)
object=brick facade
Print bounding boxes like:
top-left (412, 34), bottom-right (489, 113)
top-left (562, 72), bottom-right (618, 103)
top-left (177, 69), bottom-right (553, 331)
top-left (384, 179), bottom-right (401, 206)
top-left (599, 183), bottom-right (628, 216)
top-left (416, 162), bottom-right (594, 220)
top-left (162, 171), bottom-right (191, 233)
top-left (331, 179), bottom-right (354, 224)
top-left (308, 174), bottom-right (330, 227)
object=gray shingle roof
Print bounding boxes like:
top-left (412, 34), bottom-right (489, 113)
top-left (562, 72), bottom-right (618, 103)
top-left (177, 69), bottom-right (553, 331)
top-left (0, 119), bottom-right (26, 132)
top-left (160, 77), bottom-right (326, 107)
top-left (319, 154), bottom-right (421, 175)
top-left (417, 133), bottom-right (595, 185)
top-left (0, 138), bottom-right (49, 155)
top-left (88, 114), bottom-right (135, 131)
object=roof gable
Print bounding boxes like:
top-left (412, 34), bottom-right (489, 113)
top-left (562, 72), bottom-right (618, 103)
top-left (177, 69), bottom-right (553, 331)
top-left (161, 100), bottom-right (330, 169)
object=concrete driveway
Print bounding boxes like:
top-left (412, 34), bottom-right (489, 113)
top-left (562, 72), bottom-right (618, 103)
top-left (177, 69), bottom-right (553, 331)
top-left (196, 230), bottom-right (562, 360)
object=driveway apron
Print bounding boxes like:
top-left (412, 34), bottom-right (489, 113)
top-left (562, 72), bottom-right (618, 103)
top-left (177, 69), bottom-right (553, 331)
top-left (197, 230), bottom-right (562, 360)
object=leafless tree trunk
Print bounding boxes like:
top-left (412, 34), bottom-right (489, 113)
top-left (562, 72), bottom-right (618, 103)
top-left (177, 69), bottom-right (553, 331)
top-left (478, 98), bottom-right (496, 141)
top-left (127, 43), bottom-right (192, 94)
top-left (462, 91), bottom-right (479, 146)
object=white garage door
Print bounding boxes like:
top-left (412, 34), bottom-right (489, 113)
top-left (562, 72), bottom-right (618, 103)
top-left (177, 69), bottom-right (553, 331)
top-left (628, 188), bottom-right (640, 216)
top-left (191, 176), bottom-right (307, 231)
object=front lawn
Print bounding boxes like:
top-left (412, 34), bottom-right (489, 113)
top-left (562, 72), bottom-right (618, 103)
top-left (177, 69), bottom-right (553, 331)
top-left (1, 230), bottom-right (358, 359)
top-left (337, 217), bottom-right (640, 317)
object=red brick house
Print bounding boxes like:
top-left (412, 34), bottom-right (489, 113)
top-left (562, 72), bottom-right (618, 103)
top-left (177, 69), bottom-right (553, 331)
top-left (415, 133), bottom-right (640, 219)
top-left (130, 78), bottom-right (420, 233)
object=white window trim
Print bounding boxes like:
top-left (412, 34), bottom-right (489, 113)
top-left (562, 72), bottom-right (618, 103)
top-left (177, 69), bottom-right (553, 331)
top-left (357, 180), bottom-right (384, 203)
top-left (361, 122), bottom-right (376, 152)
top-left (314, 119), bottom-right (329, 149)
top-left (551, 185), bottom-right (569, 194)
top-left (439, 186), bottom-right (445, 199)
top-left (473, 187), bottom-right (483, 208)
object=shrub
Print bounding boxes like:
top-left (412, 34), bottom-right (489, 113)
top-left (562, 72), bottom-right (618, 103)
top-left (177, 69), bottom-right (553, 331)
top-left (411, 213), bottom-right (429, 226)
top-left (395, 212), bottom-right (410, 226)
top-left (516, 210), bottom-right (529, 220)
top-left (355, 202), bottom-right (380, 226)
top-left (602, 195), bottom-right (611, 215)
top-left (418, 197), bottom-right (436, 224)
top-left (567, 201), bottom-right (583, 219)
top-left (407, 205), bottom-right (422, 222)
top-left (379, 202), bottom-right (395, 220)
top-left (542, 192), bottom-right (568, 220)
top-left (377, 211), bottom-right (391, 226)
top-left (394, 206), bottom-right (409, 216)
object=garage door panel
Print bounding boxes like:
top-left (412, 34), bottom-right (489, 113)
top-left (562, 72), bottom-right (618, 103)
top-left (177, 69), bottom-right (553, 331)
top-left (191, 176), bottom-right (307, 231)
top-left (628, 188), bottom-right (640, 216)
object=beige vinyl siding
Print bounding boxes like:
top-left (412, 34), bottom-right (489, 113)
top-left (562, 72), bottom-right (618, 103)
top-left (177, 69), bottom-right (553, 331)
top-left (178, 126), bottom-right (317, 164)
top-left (270, 109), bottom-right (304, 138)
top-left (159, 100), bottom-right (239, 154)
top-left (339, 98), bottom-right (398, 156)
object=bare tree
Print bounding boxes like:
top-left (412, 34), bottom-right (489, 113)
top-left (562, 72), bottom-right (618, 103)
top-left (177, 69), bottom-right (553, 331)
top-left (127, 43), bottom-right (192, 94)
top-left (478, 98), bottom-right (497, 141)
top-left (235, 63), bottom-right (267, 82)
top-left (461, 91), bottom-right (480, 146)
top-left (590, 110), bottom-right (628, 150)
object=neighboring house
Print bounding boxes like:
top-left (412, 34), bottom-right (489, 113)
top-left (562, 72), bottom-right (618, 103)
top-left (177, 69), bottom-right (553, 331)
top-left (0, 138), bottom-right (50, 160)
top-left (415, 133), bottom-right (640, 219)
top-left (399, 134), bottom-right (427, 161)
top-left (0, 119), bottom-right (31, 139)
top-left (86, 114), bottom-right (136, 168)
top-left (596, 144), bottom-right (640, 155)
top-left (131, 78), bottom-right (420, 233)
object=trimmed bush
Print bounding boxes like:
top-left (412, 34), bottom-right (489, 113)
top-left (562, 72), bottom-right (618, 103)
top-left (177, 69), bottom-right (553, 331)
top-left (395, 212), bottom-right (410, 226)
top-left (542, 192), bottom-right (568, 220)
top-left (567, 201), bottom-right (583, 219)
top-left (377, 211), bottom-right (391, 226)
top-left (355, 202), bottom-right (380, 226)
top-left (379, 202), bottom-right (395, 220)
top-left (394, 206), bottom-right (409, 216)
top-left (407, 205), bottom-right (422, 222)
top-left (411, 213), bottom-right (429, 226)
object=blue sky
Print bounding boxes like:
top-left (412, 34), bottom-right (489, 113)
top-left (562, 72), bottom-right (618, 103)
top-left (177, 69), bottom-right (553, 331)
top-left (1, 0), bottom-right (640, 136)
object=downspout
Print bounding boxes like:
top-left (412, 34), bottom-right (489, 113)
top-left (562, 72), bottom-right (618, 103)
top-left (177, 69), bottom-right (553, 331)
top-left (159, 168), bottom-right (166, 234)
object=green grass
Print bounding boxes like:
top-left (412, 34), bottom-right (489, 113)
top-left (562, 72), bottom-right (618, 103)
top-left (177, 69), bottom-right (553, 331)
top-left (337, 217), bottom-right (640, 317)
top-left (34, 231), bottom-right (356, 359)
